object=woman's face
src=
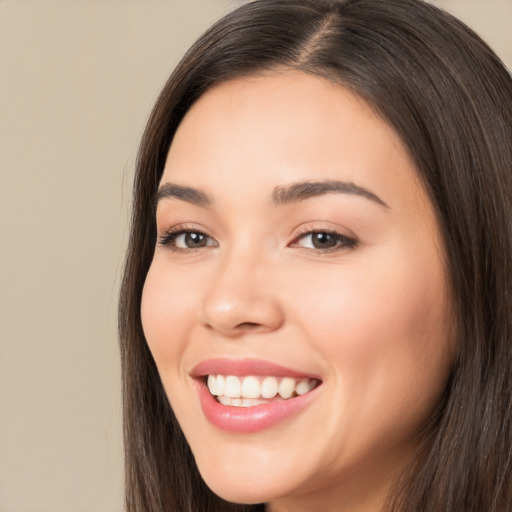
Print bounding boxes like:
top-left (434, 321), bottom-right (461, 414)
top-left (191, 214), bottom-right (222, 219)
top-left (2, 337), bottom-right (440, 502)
top-left (141, 72), bottom-right (455, 511)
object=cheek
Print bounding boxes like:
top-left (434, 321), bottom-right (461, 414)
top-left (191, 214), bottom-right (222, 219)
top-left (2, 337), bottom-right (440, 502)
top-left (140, 259), bottom-right (198, 367)
top-left (284, 243), bottom-right (452, 423)
top-left (292, 251), bottom-right (448, 348)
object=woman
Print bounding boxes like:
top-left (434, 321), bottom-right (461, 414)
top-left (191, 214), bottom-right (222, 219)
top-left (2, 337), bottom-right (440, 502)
top-left (119, 0), bottom-right (512, 510)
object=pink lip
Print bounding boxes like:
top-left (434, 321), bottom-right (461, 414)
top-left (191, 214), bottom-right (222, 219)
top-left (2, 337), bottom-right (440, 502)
top-left (192, 358), bottom-right (321, 379)
top-left (191, 358), bottom-right (322, 433)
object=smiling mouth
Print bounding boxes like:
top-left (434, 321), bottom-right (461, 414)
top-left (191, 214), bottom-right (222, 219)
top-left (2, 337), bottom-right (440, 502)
top-left (207, 375), bottom-right (321, 407)
top-left (193, 359), bottom-right (323, 432)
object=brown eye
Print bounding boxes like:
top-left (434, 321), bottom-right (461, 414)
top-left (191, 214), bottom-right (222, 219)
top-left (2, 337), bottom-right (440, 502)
top-left (310, 232), bottom-right (338, 249)
top-left (291, 230), bottom-right (357, 252)
top-left (158, 229), bottom-right (218, 251)
top-left (182, 232), bottom-right (208, 248)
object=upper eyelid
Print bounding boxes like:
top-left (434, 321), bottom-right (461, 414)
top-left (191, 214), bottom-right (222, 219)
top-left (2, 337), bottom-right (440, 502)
top-left (291, 222), bottom-right (357, 240)
top-left (157, 224), bottom-right (355, 239)
top-left (290, 230), bottom-right (357, 246)
top-left (158, 222), bottom-right (212, 235)
top-left (159, 225), bottom-right (215, 239)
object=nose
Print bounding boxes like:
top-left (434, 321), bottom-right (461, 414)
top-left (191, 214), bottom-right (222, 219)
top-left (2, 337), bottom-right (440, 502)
top-left (200, 251), bottom-right (284, 338)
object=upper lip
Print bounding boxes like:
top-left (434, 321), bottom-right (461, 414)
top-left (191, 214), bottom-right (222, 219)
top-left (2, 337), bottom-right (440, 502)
top-left (191, 358), bottom-right (322, 380)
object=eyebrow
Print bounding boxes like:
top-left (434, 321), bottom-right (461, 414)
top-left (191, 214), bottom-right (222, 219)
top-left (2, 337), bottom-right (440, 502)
top-left (271, 180), bottom-right (389, 208)
top-left (155, 179), bottom-right (388, 209)
top-left (155, 183), bottom-right (212, 208)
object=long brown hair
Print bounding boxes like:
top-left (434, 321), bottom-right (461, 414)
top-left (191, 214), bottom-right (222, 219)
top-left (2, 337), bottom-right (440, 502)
top-left (119, 1), bottom-right (512, 510)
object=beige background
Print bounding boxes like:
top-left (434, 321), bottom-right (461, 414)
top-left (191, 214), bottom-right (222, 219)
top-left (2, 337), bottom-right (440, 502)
top-left (0, 1), bottom-right (510, 511)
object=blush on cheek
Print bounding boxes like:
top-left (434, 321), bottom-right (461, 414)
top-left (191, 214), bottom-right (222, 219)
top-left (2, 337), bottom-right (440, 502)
top-left (314, 251), bottom-right (450, 379)
top-left (141, 269), bottom-right (177, 360)
top-left (141, 261), bottom-right (206, 375)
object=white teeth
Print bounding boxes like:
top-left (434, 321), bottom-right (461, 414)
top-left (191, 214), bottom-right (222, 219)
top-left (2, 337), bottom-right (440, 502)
top-left (241, 376), bottom-right (261, 399)
top-left (278, 377), bottom-right (296, 399)
top-left (224, 376), bottom-right (242, 398)
top-left (218, 396), bottom-right (268, 407)
top-left (216, 375), bottom-right (225, 396)
top-left (261, 376), bottom-right (278, 398)
top-left (296, 378), bottom-right (315, 396)
top-left (207, 375), bottom-right (217, 395)
top-left (207, 374), bottom-right (318, 404)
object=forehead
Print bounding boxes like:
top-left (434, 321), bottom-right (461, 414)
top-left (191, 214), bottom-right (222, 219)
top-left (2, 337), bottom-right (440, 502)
top-left (162, 72), bottom-right (425, 212)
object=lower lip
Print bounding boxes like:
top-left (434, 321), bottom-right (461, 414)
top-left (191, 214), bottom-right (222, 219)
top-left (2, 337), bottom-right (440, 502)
top-left (195, 380), bottom-right (320, 433)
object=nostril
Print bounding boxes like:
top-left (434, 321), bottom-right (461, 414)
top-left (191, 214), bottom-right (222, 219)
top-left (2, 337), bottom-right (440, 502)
top-left (237, 322), bottom-right (261, 330)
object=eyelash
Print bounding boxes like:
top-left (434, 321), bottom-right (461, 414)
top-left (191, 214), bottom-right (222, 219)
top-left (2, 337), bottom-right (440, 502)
top-left (158, 227), bottom-right (216, 253)
top-left (157, 226), bottom-right (358, 253)
top-left (289, 228), bottom-right (358, 252)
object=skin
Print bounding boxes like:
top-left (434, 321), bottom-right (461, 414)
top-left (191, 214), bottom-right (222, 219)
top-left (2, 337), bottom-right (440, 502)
top-left (141, 72), bottom-right (455, 512)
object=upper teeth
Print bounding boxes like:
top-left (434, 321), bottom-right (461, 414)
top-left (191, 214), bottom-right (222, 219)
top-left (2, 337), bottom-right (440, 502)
top-left (207, 375), bottom-right (317, 400)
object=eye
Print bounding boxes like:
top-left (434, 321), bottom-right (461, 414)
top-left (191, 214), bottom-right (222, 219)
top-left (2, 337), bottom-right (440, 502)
top-left (290, 229), bottom-right (357, 252)
top-left (158, 228), bottom-right (217, 251)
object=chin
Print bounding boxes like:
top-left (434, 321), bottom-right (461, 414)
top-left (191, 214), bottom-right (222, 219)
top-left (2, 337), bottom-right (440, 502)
top-left (193, 450), bottom-right (296, 505)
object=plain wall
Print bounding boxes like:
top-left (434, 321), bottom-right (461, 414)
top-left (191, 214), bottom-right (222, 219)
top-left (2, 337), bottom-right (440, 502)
top-left (0, 1), bottom-right (510, 511)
